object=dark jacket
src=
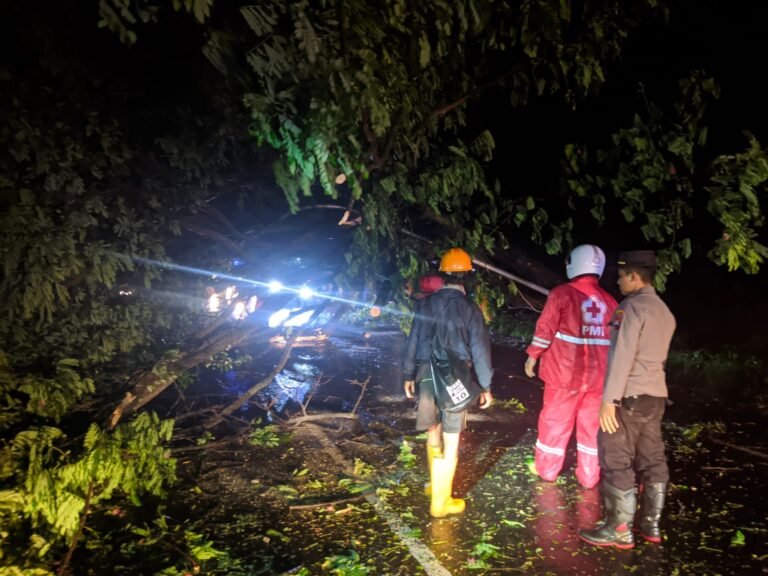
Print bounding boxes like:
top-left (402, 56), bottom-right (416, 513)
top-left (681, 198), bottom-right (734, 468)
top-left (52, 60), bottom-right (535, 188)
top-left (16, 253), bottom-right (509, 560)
top-left (402, 286), bottom-right (493, 389)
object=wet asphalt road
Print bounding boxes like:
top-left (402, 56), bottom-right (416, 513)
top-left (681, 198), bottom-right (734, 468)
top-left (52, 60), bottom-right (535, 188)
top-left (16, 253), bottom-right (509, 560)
top-left (242, 326), bottom-right (767, 575)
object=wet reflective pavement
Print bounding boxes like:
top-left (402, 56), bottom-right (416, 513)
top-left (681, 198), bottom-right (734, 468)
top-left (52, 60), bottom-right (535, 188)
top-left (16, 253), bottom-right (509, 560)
top-left (184, 328), bottom-right (768, 575)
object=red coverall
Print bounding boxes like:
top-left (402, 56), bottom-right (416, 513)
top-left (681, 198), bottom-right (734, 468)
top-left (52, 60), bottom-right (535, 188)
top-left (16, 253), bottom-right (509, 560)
top-left (526, 276), bottom-right (617, 488)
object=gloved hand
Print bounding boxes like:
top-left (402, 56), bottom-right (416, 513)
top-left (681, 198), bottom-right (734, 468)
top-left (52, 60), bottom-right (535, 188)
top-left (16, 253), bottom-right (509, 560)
top-left (524, 356), bottom-right (538, 378)
top-left (404, 380), bottom-right (415, 399)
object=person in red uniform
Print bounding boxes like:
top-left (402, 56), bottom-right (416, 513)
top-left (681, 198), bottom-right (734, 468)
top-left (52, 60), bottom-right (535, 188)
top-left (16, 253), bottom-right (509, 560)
top-left (525, 244), bottom-right (617, 488)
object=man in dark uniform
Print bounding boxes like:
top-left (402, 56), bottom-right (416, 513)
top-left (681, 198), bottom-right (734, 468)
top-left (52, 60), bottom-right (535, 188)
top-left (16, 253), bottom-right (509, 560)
top-left (579, 250), bottom-right (676, 549)
top-left (402, 247), bottom-right (493, 518)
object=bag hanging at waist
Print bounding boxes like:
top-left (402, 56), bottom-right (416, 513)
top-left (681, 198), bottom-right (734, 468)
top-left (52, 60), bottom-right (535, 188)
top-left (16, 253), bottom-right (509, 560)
top-left (429, 348), bottom-right (482, 413)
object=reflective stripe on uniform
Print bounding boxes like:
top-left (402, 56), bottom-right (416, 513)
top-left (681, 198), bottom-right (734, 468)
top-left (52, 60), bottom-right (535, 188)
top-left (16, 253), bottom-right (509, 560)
top-left (530, 340), bottom-right (549, 349)
top-left (533, 336), bottom-right (551, 345)
top-left (577, 443), bottom-right (598, 456)
top-left (535, 439), bottom-right (565, 456)
top-left (554, 331), bottom-right (610, 346)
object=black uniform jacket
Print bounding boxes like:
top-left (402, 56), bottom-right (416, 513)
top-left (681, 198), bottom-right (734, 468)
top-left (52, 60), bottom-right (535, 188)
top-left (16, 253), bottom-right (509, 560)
top-left (402, 286), bottom-right (493, 389)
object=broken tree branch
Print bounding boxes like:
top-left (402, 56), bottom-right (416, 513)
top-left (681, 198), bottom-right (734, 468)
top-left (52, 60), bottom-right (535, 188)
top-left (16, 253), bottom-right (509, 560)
top-left (181, 220), bottom-right (247, 257)
top-left (710, 437), bottom-right (768, 460)
top-left (289, 494), bottom-right (366, 511)
top-left (400, 228), bottom-right (551, 295)
top-left (109, 324), bottom-right (262, 430)
top-left (300, 371), bottom-right (333, 416)
top-left (288, 413), bottom-right (360, 426)
top-left (198, 204), bottom-right (250, 243)
top-left (351, 376), bottom-right (371, 414)
top-left (203, 332), bottom-right (298, 429)
top-left (431, 63), bottom-right (526, 120)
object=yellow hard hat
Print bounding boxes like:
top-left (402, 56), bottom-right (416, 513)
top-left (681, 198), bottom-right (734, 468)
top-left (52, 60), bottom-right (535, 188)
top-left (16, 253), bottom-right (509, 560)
top-left (439, 248), bottom-right (473, 272)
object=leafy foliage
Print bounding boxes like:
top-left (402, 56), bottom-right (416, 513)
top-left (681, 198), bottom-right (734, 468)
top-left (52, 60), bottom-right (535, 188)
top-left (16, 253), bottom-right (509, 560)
top-left (562, 74), bottom-right (768, 288)
top-left (321, 549), bottom-right (371, 576)
top-left (352, 458), bottom-right (375, 479)
top-left (705, 136), bottom-right (768, 273)
top-left (97, 1), bottom-right (768, 303)
top-left (248, 419), bottom-right (288, 448)
top-left (0, 412), bottom-right (176, 570)
top-left (1, 3), bottom-right (253, 572)
top-left (0, 80), bottom-right (166, 366)
top-left (396, 440), bottom-right (416, 469)
top-left (466, 526), bottom-right (502, 570)
top-left (182, 0), bottom-right (659, 295)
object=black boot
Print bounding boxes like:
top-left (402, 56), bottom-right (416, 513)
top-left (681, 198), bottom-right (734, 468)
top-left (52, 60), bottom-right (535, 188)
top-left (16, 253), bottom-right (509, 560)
top-left (637, 482), bottom-right (666, 543)
top-left (579, 483), bottom-right (636, 549)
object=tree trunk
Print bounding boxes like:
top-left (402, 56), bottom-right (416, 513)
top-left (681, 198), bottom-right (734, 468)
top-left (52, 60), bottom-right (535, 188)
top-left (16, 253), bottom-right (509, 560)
top-left (108, 324), bottom-right (262, 430)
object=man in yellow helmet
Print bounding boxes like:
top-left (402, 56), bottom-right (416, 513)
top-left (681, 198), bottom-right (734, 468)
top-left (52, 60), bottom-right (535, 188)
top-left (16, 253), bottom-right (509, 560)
top-left (403, 248), bottom-right (494, 518)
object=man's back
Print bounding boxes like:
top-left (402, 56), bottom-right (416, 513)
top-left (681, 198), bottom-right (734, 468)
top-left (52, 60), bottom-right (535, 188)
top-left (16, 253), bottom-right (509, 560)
top-left (404, 287), bottom-right (493, 389)
top-left (529, 276), bottom-right (617, 389)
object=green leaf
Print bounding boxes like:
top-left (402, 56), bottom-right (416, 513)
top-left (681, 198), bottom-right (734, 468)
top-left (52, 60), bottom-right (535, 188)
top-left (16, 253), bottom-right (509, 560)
top-left (730, 529), bottom-right (746, 547)
top-left (418, 34), bottom-right (431, 68)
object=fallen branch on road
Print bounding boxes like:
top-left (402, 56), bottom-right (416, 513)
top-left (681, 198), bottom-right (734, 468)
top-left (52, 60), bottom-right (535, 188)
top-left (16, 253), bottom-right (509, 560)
top-left (109, 324), bottom-right (262, 429)
top-left (710, 437), bottom-right (768, 460)
top-left (288, 495), bottom-right (366, 511)
top-left (288, 413), bottom-right (360, 426)
top-left (204, 332), bottom-right (298, 429)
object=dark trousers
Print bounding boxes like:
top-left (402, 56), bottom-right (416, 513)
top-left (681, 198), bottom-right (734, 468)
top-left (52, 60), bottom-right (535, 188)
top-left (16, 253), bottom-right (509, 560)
top-left (599, 395), bottom-right (669, 491)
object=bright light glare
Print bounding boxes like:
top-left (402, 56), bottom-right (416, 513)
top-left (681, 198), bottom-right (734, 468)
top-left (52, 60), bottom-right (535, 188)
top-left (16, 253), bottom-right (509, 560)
top-left (207, 294), bottom-right (221, 313)
top-left (268, 308), bottom-right (291, 328)
top-left (247, 295), bottom-right (258, 313)
top-left (231, 301), bottom-right (247, 320)
top-left (299, 286), bottom-right (314, 299)
top-left (268, 280), bottom-right (283, 293)
top-left (285, 310), bottom-right (314, 327)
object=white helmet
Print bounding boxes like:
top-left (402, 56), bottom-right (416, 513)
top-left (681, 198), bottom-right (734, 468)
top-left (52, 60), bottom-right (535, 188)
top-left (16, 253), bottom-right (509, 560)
top-left (566, 244), bottom-right (606, 279)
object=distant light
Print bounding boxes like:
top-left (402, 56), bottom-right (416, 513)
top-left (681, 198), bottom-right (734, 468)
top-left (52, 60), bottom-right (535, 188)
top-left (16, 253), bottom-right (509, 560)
top-left (207, 294), bottom-right (221, 313)
top-left (268, 280), bottom-right (284, 293)
top-left (335, 173), bottom-right (347, 185)
top-left (298, 286), bottom-right (314, 300)
top-left (268, 308), bottom-right (291, 328)
top-left (369, 306), bottom-right (382, 318)
top-left (231, 258), bottom-right (244, 267)
top-left (119, 290), bottom-right (133, 296)
top-left (232, 301), bottom-right (247, 320)
top-left (247, 295), bottom-right (258, 313)
top-left (285, 310), bottom-right (314, 327)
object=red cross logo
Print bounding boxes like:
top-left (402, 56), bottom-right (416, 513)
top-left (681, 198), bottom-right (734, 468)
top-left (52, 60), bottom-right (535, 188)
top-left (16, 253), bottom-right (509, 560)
top-left (581, 298), bottom-right (607, 325)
